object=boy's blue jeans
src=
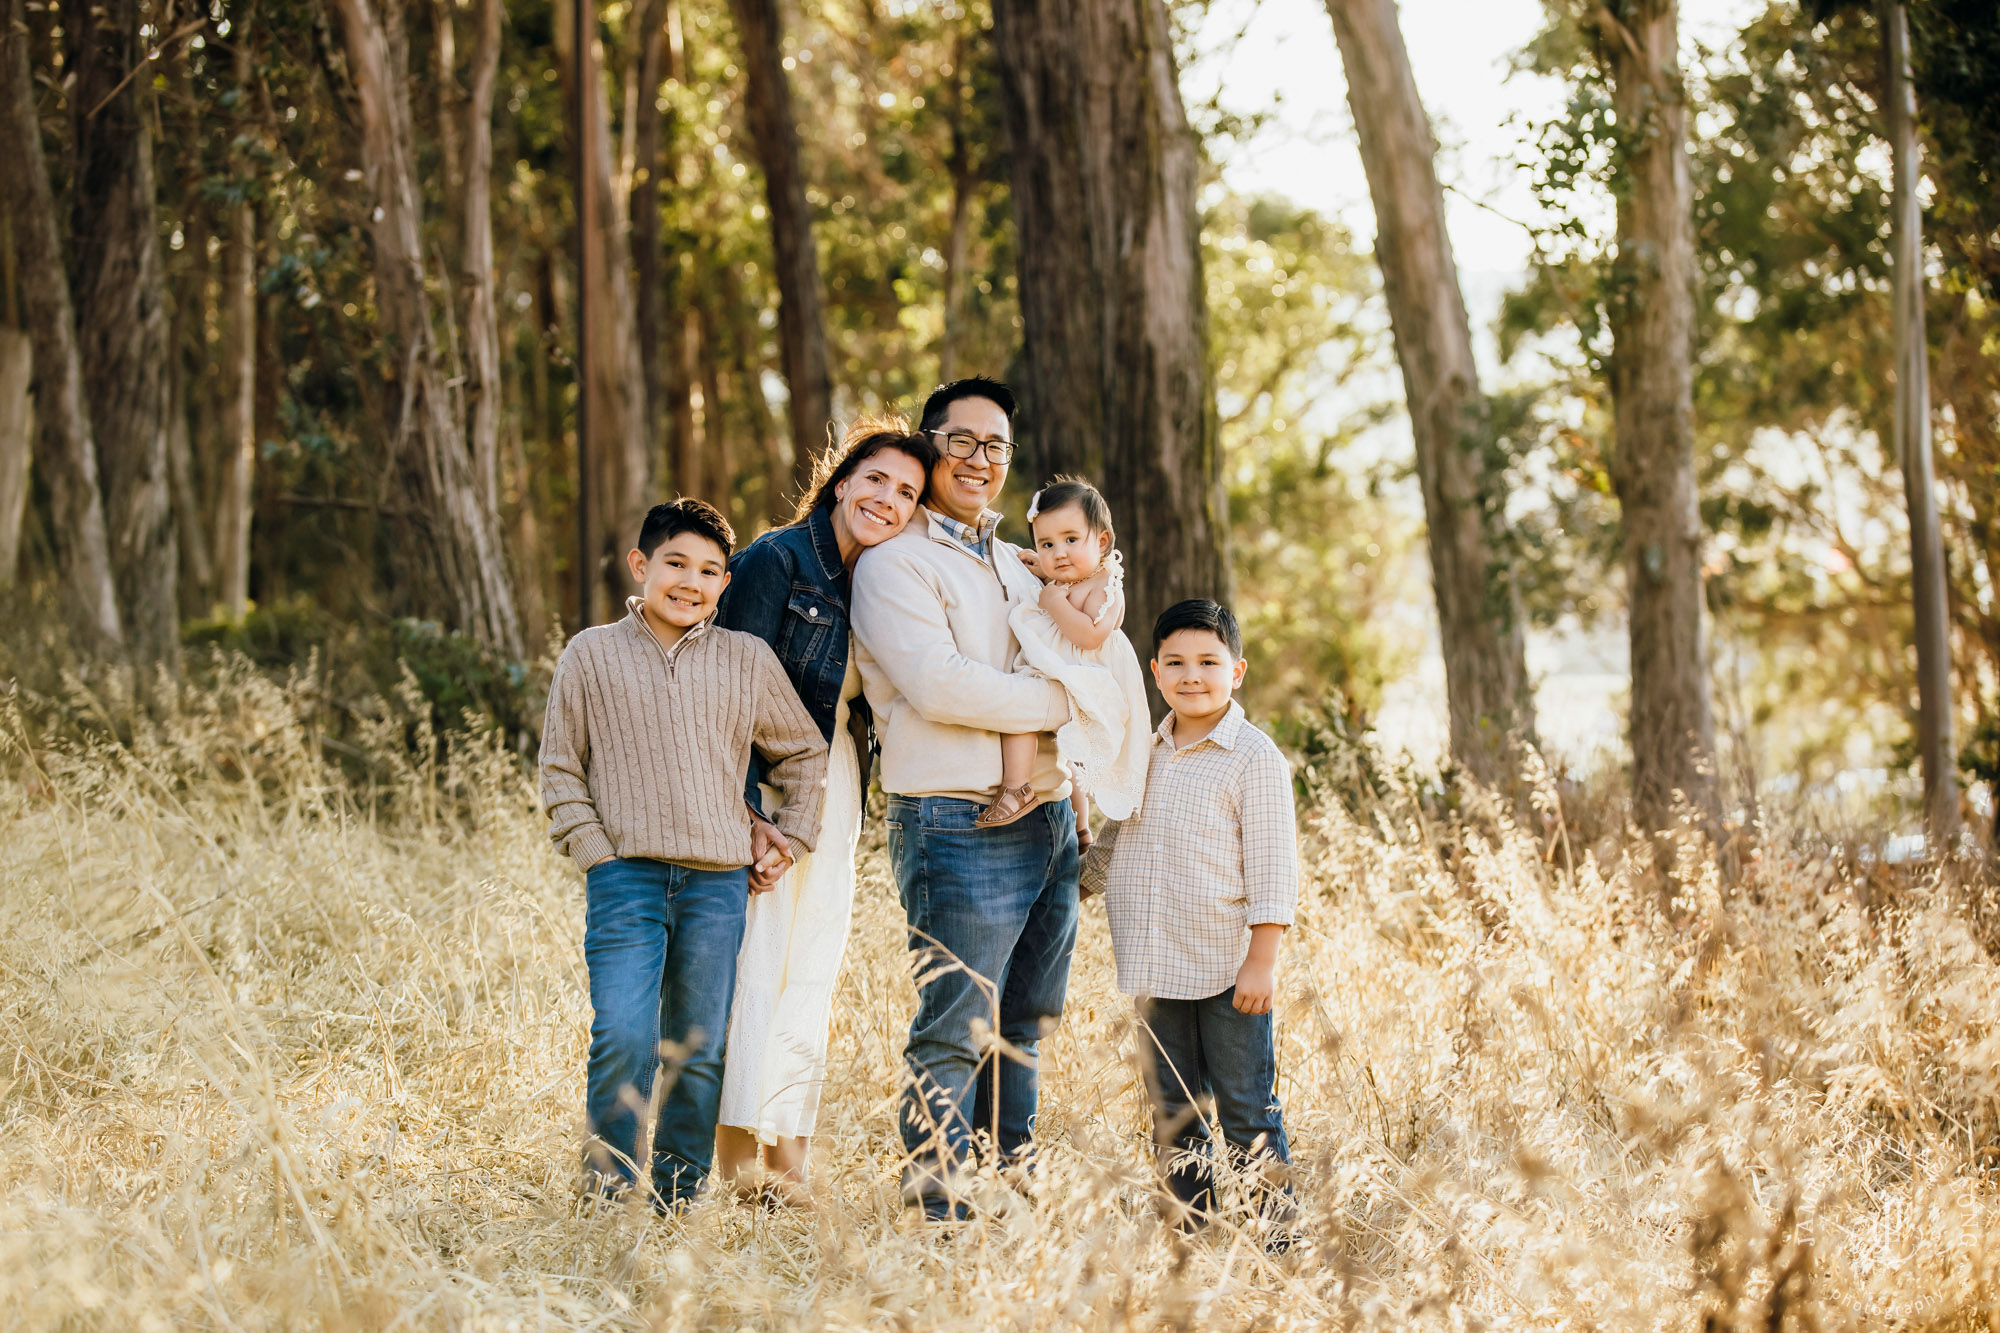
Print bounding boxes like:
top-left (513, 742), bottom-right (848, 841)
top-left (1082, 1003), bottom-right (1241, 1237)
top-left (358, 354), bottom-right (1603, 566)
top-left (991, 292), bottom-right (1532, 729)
top-left (1139, 988), bottom-right (1292, 1214)
top-left (582, 856), bottom-right (748, 1207)
top-left (886, 795), bottom-right (1079, 1202)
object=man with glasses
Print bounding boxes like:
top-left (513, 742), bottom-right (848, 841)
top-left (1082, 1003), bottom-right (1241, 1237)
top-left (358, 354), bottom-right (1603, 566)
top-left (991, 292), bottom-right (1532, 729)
top-left (850, 376), bottom-right (1081, 1220)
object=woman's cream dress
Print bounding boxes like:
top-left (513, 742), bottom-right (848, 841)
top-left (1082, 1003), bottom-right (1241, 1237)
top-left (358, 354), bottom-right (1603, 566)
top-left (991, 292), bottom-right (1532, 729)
top-left (718, 655), bottom-right (864, 1143)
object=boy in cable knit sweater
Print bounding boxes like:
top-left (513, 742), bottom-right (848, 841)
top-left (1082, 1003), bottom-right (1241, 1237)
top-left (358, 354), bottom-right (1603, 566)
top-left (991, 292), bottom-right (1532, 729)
top-left (539, 498), bottom-right (829, 1210)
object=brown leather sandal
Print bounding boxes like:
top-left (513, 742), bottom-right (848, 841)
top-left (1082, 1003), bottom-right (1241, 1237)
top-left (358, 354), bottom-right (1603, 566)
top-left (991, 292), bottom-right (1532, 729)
top-left (976, 781), bottom-right (1041, 828)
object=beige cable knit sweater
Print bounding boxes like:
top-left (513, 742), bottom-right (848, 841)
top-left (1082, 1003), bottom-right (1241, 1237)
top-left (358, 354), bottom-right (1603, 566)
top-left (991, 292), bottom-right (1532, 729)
top-left (538, 600), bottom-right (829, 872)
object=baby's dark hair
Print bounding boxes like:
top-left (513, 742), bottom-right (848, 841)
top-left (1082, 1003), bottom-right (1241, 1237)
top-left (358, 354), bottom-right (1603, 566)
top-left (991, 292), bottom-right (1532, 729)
top-left (1152, 598), bottom-right (1242, 660)
top-left (637, 497), bottom-right (735, 560)
top-left (1029, 476), bottom-right (1114, 539)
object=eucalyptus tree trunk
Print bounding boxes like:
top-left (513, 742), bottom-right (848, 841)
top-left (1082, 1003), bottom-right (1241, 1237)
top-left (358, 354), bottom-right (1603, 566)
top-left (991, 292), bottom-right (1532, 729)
top-left (1881, 0), bottom-right (1958, 842)
top-left (68, 0), bottom-right (180, 668)
top-left (331, 0), bottom-right (524, 657)
top-left (992, 0), bottom-right (1229, 701)
top-left (216, 9), bottom-right (259, 621)
top-left (730, 0), bottom-right (834, 496)
top-left (1589, 0), bottom-right (1720, 837)
top-left (1326, 0), bottom-right (1534, 783)
top-left (657, 2), bottom-right (702, 504)
top-left (714, 261), bottom-right (782, 524)
top-left (460, 0), bottom-right (504, 523)
top-left (938, 27), bottom-right (976, 384)
top-left (0, 0), bottom-right (121, 650)
top-left (626, 0), bottom-right (668, 477)
top-left (555, 0), bottom-right (652, 623)
top-left (0, 328), bottom-right (28, 585)
top-left (669, 261), bottom-right (706, 503)
top-left (166, 379), bottom-right (213, 612)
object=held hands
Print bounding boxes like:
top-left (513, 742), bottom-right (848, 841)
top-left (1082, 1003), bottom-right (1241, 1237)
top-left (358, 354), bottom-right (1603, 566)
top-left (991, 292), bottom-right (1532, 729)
top-left (748, 815), bottom-right (794, 893)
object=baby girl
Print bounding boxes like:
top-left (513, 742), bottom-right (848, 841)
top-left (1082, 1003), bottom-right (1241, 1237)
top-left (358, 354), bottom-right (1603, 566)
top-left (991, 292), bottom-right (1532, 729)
top-left (977, 478), bottom-right (1151, 834)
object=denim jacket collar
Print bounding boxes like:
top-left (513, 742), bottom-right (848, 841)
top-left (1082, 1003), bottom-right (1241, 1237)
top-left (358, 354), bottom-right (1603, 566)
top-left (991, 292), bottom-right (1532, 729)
top-left (805, 504), bottom-right (847, 589)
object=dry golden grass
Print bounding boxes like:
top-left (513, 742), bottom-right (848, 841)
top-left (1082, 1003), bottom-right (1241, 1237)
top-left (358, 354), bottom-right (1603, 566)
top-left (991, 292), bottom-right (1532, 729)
top-left (3, 658), bottom-right (1999, 1329)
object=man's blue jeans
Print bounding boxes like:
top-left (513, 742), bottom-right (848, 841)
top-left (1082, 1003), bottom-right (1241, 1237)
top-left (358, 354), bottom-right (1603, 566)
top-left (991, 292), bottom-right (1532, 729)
top-left (1139, 987), bottom-right (1293, 1215)
top-left (582, 857), bottom-right (748, 1207)
top-left (886, 795), bottom-right (1079, 1201)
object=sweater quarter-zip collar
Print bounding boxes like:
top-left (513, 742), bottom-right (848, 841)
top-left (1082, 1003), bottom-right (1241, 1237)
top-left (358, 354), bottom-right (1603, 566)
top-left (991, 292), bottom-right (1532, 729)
top-left (625, 596), bottom-right (715, 668)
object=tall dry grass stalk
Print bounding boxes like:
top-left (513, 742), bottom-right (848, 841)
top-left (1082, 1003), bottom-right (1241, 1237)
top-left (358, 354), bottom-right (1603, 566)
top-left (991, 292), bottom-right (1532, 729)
top-left (2, 657), bottom-right (1998, 1329)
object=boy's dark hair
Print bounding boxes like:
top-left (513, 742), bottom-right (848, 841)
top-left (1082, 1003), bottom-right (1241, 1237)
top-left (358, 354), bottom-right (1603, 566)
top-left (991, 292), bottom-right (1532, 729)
top-left (918, 376), bottom-right (1018, 434)
top-left (1152, 598), bottom-right (1242, 660)
top-left (1028, 476), bottom-right (1114, 539)
top-left (638, 497), bottom-right (735, 560)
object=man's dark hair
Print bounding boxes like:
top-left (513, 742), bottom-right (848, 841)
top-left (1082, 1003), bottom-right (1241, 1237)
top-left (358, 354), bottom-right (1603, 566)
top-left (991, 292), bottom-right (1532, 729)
top-left (1152, 598), bottom-right (1242, 660)
top-left (638, 497), bottom-right (735, 560)
top-left (918, 376), bottom-right (1018, 434)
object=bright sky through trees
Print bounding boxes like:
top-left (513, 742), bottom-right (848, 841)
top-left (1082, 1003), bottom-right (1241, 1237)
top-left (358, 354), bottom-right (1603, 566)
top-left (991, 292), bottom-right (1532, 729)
top-left (1188, 0), bottom-right (1759, 763)
top-left (1190, 0), bottom-right (1756, 359)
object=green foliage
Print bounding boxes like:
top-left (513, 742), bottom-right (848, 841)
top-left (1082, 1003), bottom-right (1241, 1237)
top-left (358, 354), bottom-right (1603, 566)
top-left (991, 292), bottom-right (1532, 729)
top-left (184, 599), bottom-right (545, 754)
top-left (1505, 0), bottom-right (2000, 795)
top-left (1911, 0), bottom-right (2000, 306)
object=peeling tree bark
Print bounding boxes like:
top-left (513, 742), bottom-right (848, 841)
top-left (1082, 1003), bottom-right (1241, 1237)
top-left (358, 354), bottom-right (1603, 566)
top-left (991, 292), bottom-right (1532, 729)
top-left (1589, 0), bottom-right (1720, 837)
top-left (1326, 0), bottom-right (1534, 783)
top-left (331, 0), bottom-right (524, 657)
top-left (0, 0), bottom-right (122, 651)
top-left (731, 0), bottom-right (833, 498)
top-left (68, 0), bottom-right (180, 668)
top-left (992, 0), bottom-right (1230, 708)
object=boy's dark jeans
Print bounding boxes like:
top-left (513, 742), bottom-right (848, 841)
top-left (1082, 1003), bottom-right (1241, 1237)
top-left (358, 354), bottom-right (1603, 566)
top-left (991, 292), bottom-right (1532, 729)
top-left (582, 857), bottom-right (748, 1208)
top-left (1139, 987), bottom-right (1293, 1217)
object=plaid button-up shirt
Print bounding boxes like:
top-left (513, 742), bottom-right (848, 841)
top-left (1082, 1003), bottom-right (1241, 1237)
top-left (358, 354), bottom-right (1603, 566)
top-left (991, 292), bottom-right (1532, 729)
top-left (931, 508), bottom-right (997, 560)
top-left (1097, 701), bottom-right (1299, 1000)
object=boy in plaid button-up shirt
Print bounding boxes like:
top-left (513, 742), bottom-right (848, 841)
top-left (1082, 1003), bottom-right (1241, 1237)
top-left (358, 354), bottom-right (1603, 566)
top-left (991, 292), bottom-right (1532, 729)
top-left (1092, 599), bottom-right (1298, 1242)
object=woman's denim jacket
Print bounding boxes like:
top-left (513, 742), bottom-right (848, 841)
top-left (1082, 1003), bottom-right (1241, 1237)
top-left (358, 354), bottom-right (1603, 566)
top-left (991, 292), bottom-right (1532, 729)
top-left (714, 505), bottom-right (866, 817)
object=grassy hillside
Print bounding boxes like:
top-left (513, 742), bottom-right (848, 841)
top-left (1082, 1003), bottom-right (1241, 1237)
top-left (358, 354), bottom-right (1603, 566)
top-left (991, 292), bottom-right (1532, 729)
top-left (2, 662), bottom-right (1996, 1329)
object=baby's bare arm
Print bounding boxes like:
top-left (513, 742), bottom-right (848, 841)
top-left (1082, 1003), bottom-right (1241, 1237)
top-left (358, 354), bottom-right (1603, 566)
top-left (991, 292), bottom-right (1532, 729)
top-left (1045, 570), bottom-right (1120, 651)
top-left (1074, 573), bottom-right (1122, 626)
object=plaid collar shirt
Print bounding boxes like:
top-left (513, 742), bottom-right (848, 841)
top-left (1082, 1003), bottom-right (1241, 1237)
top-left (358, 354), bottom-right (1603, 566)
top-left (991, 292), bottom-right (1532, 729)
top-left (1096, 701), bottom-right (1299, 1000)
top-left (929, 507), bottom-right (998, 561)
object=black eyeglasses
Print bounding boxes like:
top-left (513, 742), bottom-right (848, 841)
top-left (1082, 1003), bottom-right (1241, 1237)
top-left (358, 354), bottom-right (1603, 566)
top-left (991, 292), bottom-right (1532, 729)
top-left (929, 429), bottom-right (1015, 466)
